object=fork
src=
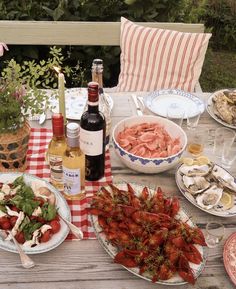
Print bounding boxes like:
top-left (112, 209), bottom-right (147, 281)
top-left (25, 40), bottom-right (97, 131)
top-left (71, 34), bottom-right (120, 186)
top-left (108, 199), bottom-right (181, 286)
top-left (0, 230), bottom-right (35, 269)
top-left (131, 94), bottom-right (143, 116)
top-left (58, 214), bottom-right (83, 240)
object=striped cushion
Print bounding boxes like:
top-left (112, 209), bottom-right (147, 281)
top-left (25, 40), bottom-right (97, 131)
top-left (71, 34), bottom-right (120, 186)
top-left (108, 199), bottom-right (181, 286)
top-left (117, 17), bottom-right (211, 92)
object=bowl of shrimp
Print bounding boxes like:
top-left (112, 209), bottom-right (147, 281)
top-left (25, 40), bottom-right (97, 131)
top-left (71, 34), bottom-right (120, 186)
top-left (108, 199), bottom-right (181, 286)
top-left (112, 115), bottom-right (187, 174)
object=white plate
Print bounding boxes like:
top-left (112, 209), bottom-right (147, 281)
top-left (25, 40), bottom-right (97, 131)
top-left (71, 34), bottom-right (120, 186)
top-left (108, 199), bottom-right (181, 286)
top-left (0, 173), bottom-right (71, 254)
top-left (175, 164), bottom-right (236, 217)
top-left (144, 89), bottom-right (205, 118)
top-left (50, 87), bottom-right (113, 120)
top-left (206, 90), bottom-right (236, 130)
top-left (90, 182), bottom-right (206, 286)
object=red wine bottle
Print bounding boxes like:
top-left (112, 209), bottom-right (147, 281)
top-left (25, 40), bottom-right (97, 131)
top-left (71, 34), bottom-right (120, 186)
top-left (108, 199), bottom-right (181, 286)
top-left (80, 82), bottom-right (106, 181)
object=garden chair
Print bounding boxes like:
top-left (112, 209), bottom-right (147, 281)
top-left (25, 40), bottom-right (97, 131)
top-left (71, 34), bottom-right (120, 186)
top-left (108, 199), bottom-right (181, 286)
top-left (0, 19), bottom-right (206, 92)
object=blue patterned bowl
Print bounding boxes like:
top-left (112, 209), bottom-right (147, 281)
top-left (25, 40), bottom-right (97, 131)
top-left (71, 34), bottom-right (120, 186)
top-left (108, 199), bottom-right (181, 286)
top-left (112, 115), bottom-right (187, 174)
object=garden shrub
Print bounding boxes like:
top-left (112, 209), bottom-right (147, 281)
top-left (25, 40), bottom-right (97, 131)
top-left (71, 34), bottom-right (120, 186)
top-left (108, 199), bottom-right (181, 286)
top-left (0, 0), bottom-right (235, 89)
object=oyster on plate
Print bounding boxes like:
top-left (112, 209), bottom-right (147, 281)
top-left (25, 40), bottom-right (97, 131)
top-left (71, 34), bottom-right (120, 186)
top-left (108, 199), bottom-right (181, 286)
top-left (182, 175), bottom-right (211, 195)
top-left (211, 165), bottom-right (236, 193)
top-left (196, 185), bottom-right (223, 210)
top-left (178, 160), bottom-right (236, 212)
top-left (214, 190), bottom-right (235, 212)
top-left (224, 90), bottom-right (236, 103)
top-left (212, 90), bottom-right (236, 125)
top-left (179, 163), bottom-right (212, 177)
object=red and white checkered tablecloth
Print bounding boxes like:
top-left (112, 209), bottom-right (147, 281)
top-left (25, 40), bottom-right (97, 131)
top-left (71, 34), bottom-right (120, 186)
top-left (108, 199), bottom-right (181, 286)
top-left (26, 128), bottom-right (113, 239)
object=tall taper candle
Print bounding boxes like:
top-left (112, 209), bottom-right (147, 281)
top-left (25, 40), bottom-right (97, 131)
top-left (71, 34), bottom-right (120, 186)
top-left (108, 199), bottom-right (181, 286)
top-left (58, 72), bottom-right (66, 125)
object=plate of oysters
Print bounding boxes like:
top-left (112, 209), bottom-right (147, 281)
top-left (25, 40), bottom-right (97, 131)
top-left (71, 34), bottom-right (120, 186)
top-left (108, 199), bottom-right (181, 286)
top-left (175, 157), bottom-right (236, 217)
top-left (207, 89), bottom-right (236, 129)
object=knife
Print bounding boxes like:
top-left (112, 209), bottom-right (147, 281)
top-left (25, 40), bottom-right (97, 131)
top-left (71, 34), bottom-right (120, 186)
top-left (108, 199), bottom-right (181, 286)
top-left (132, 94), bottom-right (143, 116)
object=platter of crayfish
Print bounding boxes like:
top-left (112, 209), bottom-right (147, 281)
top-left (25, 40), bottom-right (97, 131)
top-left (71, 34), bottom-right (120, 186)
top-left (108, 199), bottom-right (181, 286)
top-left (89, 182), bottom-right (207, 285)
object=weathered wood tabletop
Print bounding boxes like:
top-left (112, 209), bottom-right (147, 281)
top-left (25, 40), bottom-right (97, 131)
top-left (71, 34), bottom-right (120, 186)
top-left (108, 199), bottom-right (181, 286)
top-left (0, 92), bottom-right (235, 289)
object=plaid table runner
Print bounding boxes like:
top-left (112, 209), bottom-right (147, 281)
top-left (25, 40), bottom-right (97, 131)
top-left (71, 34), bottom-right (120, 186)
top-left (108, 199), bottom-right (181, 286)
top-left (26, 128), bottom-right (113, 239)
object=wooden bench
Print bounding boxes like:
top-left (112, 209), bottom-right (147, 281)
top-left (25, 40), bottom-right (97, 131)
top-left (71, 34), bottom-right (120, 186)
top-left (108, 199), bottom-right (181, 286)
top-left (0, 20), bottom-right (205, 91)
top-left (0, 20), bottom-right (204, 45)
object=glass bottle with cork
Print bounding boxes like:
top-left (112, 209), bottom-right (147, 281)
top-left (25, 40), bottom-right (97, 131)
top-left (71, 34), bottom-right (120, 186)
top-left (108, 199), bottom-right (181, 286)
top-left (91, 59), bottom-right (111, 148)
top-left (62, 122), bottom-right (85, 200)
top-left (80, 82), bottom-right (106, 181)
top-left (48, 113), bottom-right (67, 191)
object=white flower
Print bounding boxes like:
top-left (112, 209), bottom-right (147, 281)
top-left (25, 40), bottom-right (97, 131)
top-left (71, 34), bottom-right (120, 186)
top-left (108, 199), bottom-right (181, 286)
top-left (0, 43), bottom-right (8, 56)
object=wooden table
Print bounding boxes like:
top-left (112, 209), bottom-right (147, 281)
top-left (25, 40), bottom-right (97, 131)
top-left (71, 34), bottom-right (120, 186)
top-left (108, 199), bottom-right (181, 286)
top-left (0, 92), bottom-right (235, 289)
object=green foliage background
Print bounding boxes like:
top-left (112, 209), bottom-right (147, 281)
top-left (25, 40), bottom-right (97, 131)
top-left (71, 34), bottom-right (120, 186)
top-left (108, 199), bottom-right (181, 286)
top-left (0, 0), bottom-right (235, 91)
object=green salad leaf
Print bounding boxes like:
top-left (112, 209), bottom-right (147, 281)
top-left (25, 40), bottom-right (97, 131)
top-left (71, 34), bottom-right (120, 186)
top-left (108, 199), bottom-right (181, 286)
top-left (12, 175), bottom-right (25, 188)
top-left (41, 203), bottom-right (57, 221)
top-left (0, 204), bottom-right (7, 213)
top-left (20, 216), bottom-right (42, 240)
top-left (12, 176), bottom-right (34, 199)
top-left (0, 200), bottom-right (7, 206)
top-left (10, 195), bottom-right (40, 216)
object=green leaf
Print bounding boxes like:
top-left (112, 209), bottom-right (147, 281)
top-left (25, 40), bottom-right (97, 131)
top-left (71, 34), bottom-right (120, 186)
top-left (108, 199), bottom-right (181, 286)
top-left (19, 215), bottom-right (30, 231)
top-left (12, 175), bottom-right (25, 188)
top-left (0, 205), bottom-right (7, 213)
top-left (22, 219), bottom-right (42, 240)
top-left (41, 203), bottom-right (57, 221)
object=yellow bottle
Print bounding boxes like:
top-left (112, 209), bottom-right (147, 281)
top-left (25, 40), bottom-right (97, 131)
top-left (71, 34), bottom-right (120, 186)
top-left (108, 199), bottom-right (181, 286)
top-left (62, 122), bottom-right (85, 200)
top-left (48, 113), bottom-right (67, 191)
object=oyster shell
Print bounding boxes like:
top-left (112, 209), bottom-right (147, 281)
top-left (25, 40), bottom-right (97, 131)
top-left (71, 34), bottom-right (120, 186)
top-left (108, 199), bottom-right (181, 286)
top-left (183, 175), bottom-right (211, 195)
top-left (214, 190), bottom-right (234, 212)
top-left (211, 165), bottom-right (236, 193)
top-left (179, 164), bottom-right (212, 177)
top-left (196, 185), bottom-right (223, 210)
top-left (212, 90), bottom-right (236, 125)
top-left (224, 90), bottom-right (236, 104)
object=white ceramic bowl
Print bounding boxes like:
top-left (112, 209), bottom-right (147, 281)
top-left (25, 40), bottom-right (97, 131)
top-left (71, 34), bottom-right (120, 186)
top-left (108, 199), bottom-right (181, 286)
top-left (112, 115), bottom-right (187, 174)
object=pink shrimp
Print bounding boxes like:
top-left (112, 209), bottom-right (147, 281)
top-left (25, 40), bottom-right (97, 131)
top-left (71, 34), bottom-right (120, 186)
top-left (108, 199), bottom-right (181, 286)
top-left (117, 122), bottom-right (182, 159)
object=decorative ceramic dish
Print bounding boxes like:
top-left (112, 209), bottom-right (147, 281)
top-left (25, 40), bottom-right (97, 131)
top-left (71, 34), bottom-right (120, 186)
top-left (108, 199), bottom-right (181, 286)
top-left (143, 89), bottom-right (205, 118)
top-left (206, 89), bottom-right (236, 129)
top-left (50, 87), bottom-right (113, 120)
top-left (223, 232), bottom-right (236, 286)
top-left (175, 163), bottom-right (236, 217)
top-left (112, 115), bottom-right (187, 174)
top-left (0, 173), bottom-right (70, 254)
top-left (90, 182), bottom-right (206, 285)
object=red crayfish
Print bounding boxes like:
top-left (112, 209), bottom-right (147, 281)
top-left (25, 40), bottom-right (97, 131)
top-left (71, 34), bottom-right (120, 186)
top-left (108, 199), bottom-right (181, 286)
top-left (90, 183), bottom-right (206, 284)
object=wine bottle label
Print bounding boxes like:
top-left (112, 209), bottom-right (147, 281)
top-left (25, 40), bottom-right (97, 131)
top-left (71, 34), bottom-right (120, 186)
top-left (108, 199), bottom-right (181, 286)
top-left (49, 155), bottom-right (63, 183)
top-left (63, 167), bottom-right (82, 196)
top-left (80, 128), bottom-right (103, 156)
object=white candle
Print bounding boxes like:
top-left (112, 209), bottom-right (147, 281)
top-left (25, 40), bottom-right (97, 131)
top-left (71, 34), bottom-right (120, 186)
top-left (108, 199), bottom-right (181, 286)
top-left (58, 72), bottom-right (66, 124)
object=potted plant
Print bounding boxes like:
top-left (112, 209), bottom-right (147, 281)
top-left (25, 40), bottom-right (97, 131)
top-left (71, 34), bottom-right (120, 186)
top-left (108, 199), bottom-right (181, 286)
top-left (0, 46), bottom-right (77, 172)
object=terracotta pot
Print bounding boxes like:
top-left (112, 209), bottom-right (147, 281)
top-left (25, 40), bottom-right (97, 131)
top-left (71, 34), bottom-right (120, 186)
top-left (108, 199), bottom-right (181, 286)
top-left (0, 121), bottom-right (31, 172)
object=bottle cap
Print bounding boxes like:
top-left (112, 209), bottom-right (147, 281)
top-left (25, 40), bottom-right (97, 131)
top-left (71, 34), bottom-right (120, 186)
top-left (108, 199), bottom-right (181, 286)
top-left (88, 82), bottom-right (99, 102)
top-left (52, 113), bottom-right (64, 136)
top-left (66, 122), bottom-right (80, 147)
top-left (92, 59), bottom-right (103, 74)
top-left (92, 59), bottom-right (103, 65)
top-left (66, 122), bottom-right (79, 138)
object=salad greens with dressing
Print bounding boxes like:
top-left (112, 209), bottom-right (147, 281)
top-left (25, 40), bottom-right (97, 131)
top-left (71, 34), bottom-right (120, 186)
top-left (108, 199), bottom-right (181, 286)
top-left (0, 176), bottom-right (61, 246)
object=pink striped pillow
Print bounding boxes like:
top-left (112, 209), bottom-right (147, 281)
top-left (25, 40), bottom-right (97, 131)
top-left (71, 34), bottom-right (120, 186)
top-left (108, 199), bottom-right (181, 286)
top-left (117, 17), bottom-right (211, 92)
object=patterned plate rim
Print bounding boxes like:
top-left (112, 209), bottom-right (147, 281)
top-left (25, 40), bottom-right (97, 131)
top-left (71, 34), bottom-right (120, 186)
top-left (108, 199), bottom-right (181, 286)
top-left (223, 232), bottom-right (236, 286)
top-left (0, 172), bottom-right (71, 254)
top-left (143, 89), bottom-right (205, 118)
top-left (90, 182), bottom-right (206, 286)
top-left (50, 87), bottom-right (114, 120)
top-left (175, 163), bottom-right (236, 217)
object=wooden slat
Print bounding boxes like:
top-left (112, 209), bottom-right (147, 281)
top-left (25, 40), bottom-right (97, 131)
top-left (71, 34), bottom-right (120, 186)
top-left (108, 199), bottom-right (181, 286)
top-left (0, 21), bottom-right (205, 46)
